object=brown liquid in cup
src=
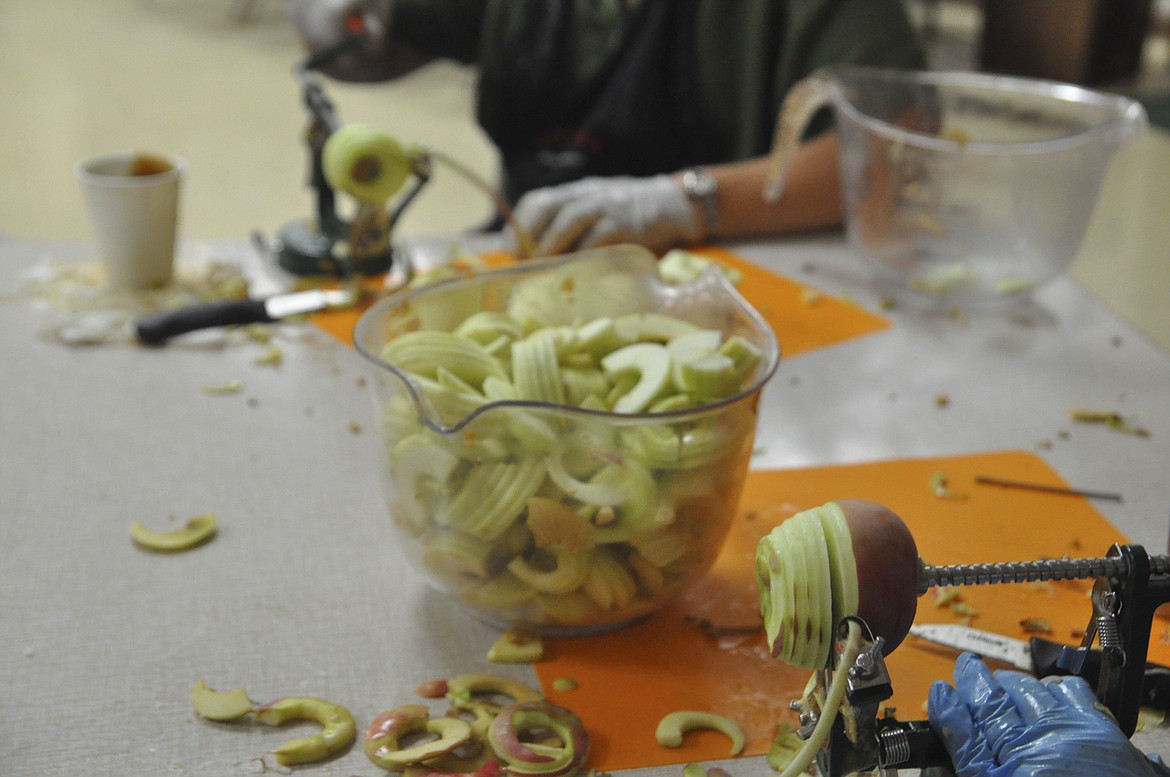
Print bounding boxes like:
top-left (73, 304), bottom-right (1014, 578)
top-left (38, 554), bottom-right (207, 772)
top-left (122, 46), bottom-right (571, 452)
top-left (127, 154), bottom-right (173, 177)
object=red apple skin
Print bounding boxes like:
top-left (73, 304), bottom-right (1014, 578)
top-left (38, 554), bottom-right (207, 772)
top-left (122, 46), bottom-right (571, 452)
top-left (836, 499), bottom-right (920, 654)
top-left (366, 704), bottom-right (429, 742)
top-left (488, 701), bottom-right (589, 776)
top-left (405, 756), bottom-right (504, 777)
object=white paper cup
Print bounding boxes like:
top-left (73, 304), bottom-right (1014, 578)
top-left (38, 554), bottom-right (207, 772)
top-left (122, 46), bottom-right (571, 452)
top-left (75, 152), bottom-right (185, 290)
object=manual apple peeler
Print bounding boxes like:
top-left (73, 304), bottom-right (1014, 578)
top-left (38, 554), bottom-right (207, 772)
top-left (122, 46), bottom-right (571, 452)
top-left (808, 543), bottom-right (1170, 775)
top-left (257, 21), bottom-right (533, 283)
top-left (261, 30), bottom-right (431, 280)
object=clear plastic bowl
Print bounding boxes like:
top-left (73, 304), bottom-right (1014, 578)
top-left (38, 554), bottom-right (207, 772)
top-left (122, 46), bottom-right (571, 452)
top-left (354, 246), bottom-right (779, 635)
top-left (768, 67), bottom-right (1148, 307)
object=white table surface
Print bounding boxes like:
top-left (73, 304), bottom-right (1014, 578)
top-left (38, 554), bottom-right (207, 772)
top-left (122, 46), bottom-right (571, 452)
top-left (2, 232), bottom-right (1168, 775)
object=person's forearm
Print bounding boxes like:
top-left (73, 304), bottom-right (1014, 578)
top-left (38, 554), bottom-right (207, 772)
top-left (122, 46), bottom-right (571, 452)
top-left (674, 132), bottom-right (843, 240)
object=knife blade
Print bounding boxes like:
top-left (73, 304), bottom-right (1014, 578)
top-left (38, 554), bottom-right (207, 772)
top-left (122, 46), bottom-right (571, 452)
top-left (135, 288), bottom-right (355, 345)
top-left (910, 623), bottom-right (1170, 712)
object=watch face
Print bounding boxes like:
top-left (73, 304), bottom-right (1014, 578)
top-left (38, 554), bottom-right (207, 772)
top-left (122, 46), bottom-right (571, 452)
top-left (685, 169), bottom-right (717, 198)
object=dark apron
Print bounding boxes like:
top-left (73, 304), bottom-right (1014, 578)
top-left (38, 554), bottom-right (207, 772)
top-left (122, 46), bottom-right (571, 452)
top-left (479, 0), bottom-right (715, 206)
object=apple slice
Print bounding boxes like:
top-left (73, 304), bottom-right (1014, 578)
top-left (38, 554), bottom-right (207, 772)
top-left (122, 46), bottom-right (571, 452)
top-left (191, 679), bottom-right (253, 721)
top-left (799, 514), bottom-right (834, 669)
top-left (816, 502), bottom-right (859, 646)
top-left (601, 342), bottom-right (672, 413)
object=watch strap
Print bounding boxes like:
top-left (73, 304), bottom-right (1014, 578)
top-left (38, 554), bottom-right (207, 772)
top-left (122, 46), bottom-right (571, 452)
top-left (681, 167), bottom-right (719, 239)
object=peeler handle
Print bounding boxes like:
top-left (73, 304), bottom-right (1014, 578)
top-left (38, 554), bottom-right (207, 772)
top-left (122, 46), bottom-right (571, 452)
top-left (1031, 637), bottom-right (1170, 712)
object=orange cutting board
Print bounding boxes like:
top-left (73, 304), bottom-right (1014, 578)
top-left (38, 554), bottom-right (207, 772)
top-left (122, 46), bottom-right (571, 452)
top-left (688, 245), bottom-right (889, 357)
top-left (533, 450), bottom-right (1170, 771)
top-left (308, 247), bottom-right (888, 355)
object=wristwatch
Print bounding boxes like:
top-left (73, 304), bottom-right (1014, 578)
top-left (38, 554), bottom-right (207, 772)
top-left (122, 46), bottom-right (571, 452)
top-left (680, 167), bottom-right (720, 239)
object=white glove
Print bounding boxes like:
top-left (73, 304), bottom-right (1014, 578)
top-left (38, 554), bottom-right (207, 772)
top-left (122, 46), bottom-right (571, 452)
top-left (511, 175), bottom-right (703, 257)
top-left (285, 0), bottom-right (395, 81)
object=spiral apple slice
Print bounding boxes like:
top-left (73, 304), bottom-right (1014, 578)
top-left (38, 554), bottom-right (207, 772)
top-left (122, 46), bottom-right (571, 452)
top-left (788, 519), bottom-right (813, 667)
top-left (756, 503), bottom-right (846, 668)
top-left (755, 500), bottom-right (920, 669)
top-left (798, 513), bottom-right (834, 669)
top-left (756, 527), bottom-right (796, 664)
top-left (817, 501), bottom-right (859, 640)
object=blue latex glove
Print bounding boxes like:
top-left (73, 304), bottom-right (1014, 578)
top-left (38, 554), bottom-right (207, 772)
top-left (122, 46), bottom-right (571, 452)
top-left (929, 652), bottom-right (1170, 777)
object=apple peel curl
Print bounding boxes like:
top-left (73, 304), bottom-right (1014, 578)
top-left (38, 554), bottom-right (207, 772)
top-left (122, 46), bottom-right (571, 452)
top-left (405, 755), bottom-right (506, 777)
top-left (364, 704), bottom-right (474, 769)
top-left (445, 674), bottom-right (544, 716)
top-left (253, 696), bottom-right (356, 766)
top-left (129, 514), bottom-right (216, 553)
top-left (655, 710), bottom-right (746, 756)
top-left (487, 700), bottom-right (589, 777)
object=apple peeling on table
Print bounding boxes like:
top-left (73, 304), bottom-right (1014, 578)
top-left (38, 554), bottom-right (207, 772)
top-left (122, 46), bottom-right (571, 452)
top-left (445, 673), bottom-right (544, 717)
top-left (367, 676), bottom-right (589, 777)
top-left (254, 696), bottom-right (358, 766)
top-left (129, 514), bottom-right (217, 553)
top-left (366, 706), bottom-right (474, 770)
top-left (23, 255), bottom-right (250, 346)
top-left (487, 628), bottom-right (544, 663)
top-left (488, 700), bottom-right (590, 777)
top-left (655, 710), bottom-right (746, 756)
top-left (192, 683), bottom-right (357, 768)
top-left (191, 679), bottom-right (253, 721)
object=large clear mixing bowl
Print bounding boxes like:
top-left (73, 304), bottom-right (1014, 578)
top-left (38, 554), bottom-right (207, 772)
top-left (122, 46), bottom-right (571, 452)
top-left (767, 66), bottom-right (1147, 307)
top-left (354, 246), bottom-right (779, 635)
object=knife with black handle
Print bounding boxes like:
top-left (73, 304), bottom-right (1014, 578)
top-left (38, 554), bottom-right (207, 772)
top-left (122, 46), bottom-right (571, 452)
top-left (135, 289), bottom-right (353, 345)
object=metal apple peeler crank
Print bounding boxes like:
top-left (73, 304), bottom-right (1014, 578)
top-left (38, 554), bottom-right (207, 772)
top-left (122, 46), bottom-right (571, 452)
top-left (809, 543), bottom-right (1170, 776)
